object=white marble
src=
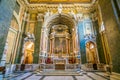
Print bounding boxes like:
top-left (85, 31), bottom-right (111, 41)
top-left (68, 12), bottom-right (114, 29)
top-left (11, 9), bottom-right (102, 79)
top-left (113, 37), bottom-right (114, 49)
top-left (87, 72), bottom-right (107, 80)
top-left (44, 76), bottom-right (73, 80)
top-left (75, 75), bottom-right (92, 80)
top-left (14, 73), bottom-right (32, 80)
top-left (5, 71), bottom-right (120, 80)
top-left (25, 74), bottom-right (42, 80)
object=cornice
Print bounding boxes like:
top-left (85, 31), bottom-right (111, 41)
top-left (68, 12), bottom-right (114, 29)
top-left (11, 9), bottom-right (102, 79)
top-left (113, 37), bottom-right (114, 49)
top-left (27, 0), bottom-right (93, 4)
top-left (19, 0), bottom-right (97, 13)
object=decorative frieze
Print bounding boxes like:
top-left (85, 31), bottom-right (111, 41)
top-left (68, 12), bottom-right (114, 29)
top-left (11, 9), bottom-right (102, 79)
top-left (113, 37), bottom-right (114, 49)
top-left (20, 0), bottom-right (97, 14)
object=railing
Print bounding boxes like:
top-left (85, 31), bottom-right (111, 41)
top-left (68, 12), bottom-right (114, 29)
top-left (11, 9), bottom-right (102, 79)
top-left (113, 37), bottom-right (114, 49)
top-left (41, 64), bottom-right (80, 71)
top-left (40, 64), bottom-right (55, 71)
top-left (10, 64), bottom-right (81, 72)
top-left (14, 64), bottom-right (39, 72)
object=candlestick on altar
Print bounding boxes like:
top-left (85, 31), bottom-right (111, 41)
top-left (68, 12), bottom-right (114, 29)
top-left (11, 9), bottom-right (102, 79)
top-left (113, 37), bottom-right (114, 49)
top-left (62, 48), bottom-right (63, 54)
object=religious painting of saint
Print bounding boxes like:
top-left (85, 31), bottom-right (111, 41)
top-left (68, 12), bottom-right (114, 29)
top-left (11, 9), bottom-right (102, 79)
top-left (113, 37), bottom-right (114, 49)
top-left (84, 22), bottom-right (92, 35)
top-left (55, 37), bottom-right (66, 54)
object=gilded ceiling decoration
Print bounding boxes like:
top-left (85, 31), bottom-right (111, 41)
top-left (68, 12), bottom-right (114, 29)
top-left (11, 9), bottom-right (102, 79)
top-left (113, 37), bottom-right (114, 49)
top-left (28, 0), bottom-right (92, 3)
top-left (19, 0), bottom-right (97, 13)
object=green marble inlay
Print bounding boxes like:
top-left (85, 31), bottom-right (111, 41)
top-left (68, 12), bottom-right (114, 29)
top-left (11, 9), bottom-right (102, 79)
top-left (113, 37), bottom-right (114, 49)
top-left (33, 21), bottom-right (42, 63)
top-left (93, 20), bottom-right (105, 63)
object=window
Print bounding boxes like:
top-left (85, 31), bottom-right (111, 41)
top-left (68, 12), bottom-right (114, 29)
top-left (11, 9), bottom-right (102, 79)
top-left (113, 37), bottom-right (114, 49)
top-left (111, 0), bottom-right (120, 27)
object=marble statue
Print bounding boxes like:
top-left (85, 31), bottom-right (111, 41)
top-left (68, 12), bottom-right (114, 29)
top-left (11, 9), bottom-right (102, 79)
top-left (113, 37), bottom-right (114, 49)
top-left (69, 10), bottom-right (76, 20)
top-left (58, 4), bottom-right (62, 14)
top-left (44, 10), bottom-right (50, 20)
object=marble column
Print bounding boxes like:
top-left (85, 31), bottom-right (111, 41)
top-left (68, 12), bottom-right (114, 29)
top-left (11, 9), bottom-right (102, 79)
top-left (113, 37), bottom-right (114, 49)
top-left (33, 13), bottom-right (44, 63)
top-left (74, 36), bottom-right (76, 51)
top-left (75, 36), bottom-right (78, 53)
top-left (52, 38), bottom-right (55, 54)
top-left (72, 35), bottom-right (75, 52)
top-left (50, 39), bottom-right (52, 54)
top-left (43, 31), bottom-right (46, 51)
top-left (66, 38), bottom-right (69, 54)
top-left (40, 29), bottom-right (43, 51)
top-left (93, 20), bottom-right (105, 63)
top-left (68, 39), bottom-right (70, 54)
top-left (72, 38), bottom-right (74, 52)
top-left (42, 28), bottom-right (48, 53)
top-left (44, 32), bottom-right (48, 53)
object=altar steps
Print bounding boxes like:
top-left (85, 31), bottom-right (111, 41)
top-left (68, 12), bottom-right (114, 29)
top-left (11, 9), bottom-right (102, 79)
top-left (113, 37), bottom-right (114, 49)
top-left (35, 70), bottom-right (82, 76)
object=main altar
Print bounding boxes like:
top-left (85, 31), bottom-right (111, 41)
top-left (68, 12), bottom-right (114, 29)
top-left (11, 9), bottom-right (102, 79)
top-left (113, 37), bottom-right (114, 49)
top-left (39, 24), bottom-right (81, 71)
top-left (38, 4), bottom-right (81, 71)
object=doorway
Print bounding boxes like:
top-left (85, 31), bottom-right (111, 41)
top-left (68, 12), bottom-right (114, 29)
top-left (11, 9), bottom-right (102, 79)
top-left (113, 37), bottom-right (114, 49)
top-left (86, 41), bottom-right (99, 70)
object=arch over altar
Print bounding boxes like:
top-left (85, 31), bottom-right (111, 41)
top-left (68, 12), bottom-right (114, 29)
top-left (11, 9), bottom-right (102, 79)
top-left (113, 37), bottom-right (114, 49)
top-left (39, 13), bottom-right (81, 70)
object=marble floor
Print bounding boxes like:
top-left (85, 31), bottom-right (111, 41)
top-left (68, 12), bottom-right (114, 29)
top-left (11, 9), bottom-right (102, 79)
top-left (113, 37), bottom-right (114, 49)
top-left (0, 71), bottom-right (120, 80)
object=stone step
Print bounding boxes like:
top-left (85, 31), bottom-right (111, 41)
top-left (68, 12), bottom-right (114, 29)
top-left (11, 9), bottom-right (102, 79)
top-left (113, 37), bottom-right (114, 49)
top-left (35, 70), bottom-right (82, 76)
top-left (12, 73), bottom-right (33, 80)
